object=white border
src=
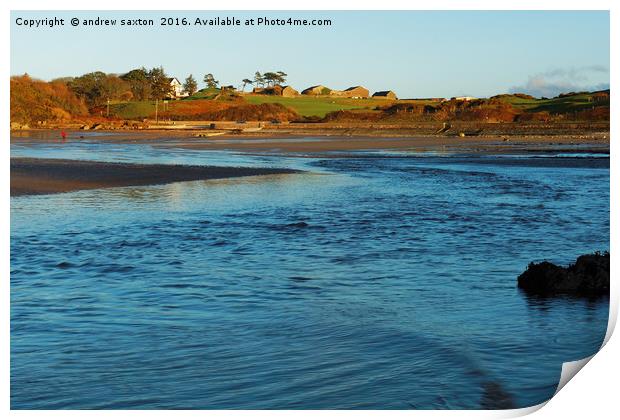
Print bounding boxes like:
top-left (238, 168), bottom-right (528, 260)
top-left (4, 1), bottom-right (617, 419)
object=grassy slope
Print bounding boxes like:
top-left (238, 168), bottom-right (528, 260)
top-left (108, 92), bottom-right (608, 120)
top-left (110, 100), bottom-right (193, 119)
top-left (184, 87), bottom-right (222, 100)
top-left (109, 101), bottom-right (156, 119)
top-left (110, 88), bottom-right (223, 118)
top-left (497, 93), bottom-right (608, 113)
top-left (244, 95), bottom-right (392, 117)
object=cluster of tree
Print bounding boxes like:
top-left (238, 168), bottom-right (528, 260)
top-left (180, 73), bottom-right (222, 95)
top-left (11, 74), bottom-right (89, 125)
top-left (203, 73), bottom-right (219, 89)
top-left (15, 65), bottom-right (289, 119)
top-left (240, 71), bottom-right (288, 91)
top-left (182, 71), bottom-right (290, 94)
top-left (183, 74), bottom-right (198, 95)
top-left (66, 72), bottom-right (132, 107)
top-left (67, 68), bottom-right (292, 102)
top-left (120, 67), bottom-right (174, 101)
top-left (61, 67), bottom-right (177, 108)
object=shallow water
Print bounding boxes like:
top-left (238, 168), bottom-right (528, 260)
top-left (11, 139), bottom-right (609, 409)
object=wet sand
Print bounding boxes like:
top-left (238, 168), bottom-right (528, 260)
top-left (10, 132), bottom-right (609, 196)
top-left (11, 129), bottom-right (610, 154)
top-left (11, 158), bottom-right (299, 197)
top-left (166, 136), bottom-right (609, 154)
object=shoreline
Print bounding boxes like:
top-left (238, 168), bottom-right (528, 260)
top-left (10, 158), bottom-right (299, 197)
top-left (11, 134), bottom-right (609, 197)
top-left (10, 129), bottom-right (610, 155)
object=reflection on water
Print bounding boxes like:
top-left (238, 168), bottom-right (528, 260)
top-left (10, 137), bottom-right (313, 170)
top-left (10, 141), bottom-right (609, 409)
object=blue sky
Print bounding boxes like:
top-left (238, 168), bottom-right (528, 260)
top-left (11, 10), bottom-right (610, 98)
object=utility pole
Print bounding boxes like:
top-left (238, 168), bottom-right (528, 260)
top-left (155, 99), bottom-right (159, 123)
top-left (106, 99), bottom-right (110, 118)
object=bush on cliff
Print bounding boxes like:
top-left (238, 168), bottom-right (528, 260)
top-left (163, 101), bottom-right (300, 122)
top-left (11, 75), bottom-right (88, 125)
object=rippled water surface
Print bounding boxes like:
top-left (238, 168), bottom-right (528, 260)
top-left (11, 139), bottom-right (609, 409)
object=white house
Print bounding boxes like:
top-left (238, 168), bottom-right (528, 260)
top-left (168, 77), bottom-right (188, 99)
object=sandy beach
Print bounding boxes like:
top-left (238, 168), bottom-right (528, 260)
top-left (10, 158), bottom-right (298, 197)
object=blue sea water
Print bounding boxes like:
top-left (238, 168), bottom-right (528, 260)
top-left (10, 138), bottom-right (609, 409)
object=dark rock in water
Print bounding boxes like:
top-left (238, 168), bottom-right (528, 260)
top-left (518, 252), bottom-right (609, 295)
top-left (286, 221), bottom-right (309, 228)
top-left (480, 381), bottom-right (515, 409)
top-left (56, 261), bottom-right (74, 269)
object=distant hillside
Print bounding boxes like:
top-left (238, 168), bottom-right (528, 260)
top-left (9, 74), bottom-right (609, 127)
top-left (10, 75), bottom-right (88, 127)
top-left (107, 98), bottom-right (300, 122)
top-left (491, 91), bottom-right (609, 114)
top-left (244, 95), bottom-right (387, 118)
top-left (322, 92), bottom-right (609, 124)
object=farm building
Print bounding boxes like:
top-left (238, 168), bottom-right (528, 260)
top-left (280, 86), bottom-right (299, 97)
top-left (331, 86), bottom-right (370, 99)
top-left (167, 77), bottom-right (188, 99)
top-left (452, 96), bottom-right (478, 101)
top-left (252, 85), bottom-right (299, 97)
top-left (253, 85), bottom-right (283, 95)
top-left (302, 85), bottom-right (331, 96)
top-left (372, 90), bottom-right (398, 99)
top-left (591, 91), bottom-right (609, 103)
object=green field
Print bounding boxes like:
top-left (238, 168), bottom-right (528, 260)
top-left (109, 100), bottom-right (183, 119)
top-left (108, 91), bottom-right (608, 120)
top-left (244, 95), bottom-right (392, 117)
top-left (184, 87), bottom-right (222, 100)
top-left (495, 93), bottom-right (609, 114)
top-left (108, 96), bottom-right (386, 119)
top-left (109, 101), bottom-right (156, 119)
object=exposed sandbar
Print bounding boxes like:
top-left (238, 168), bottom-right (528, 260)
top-left (11, 158), bottom-right (298, 197)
